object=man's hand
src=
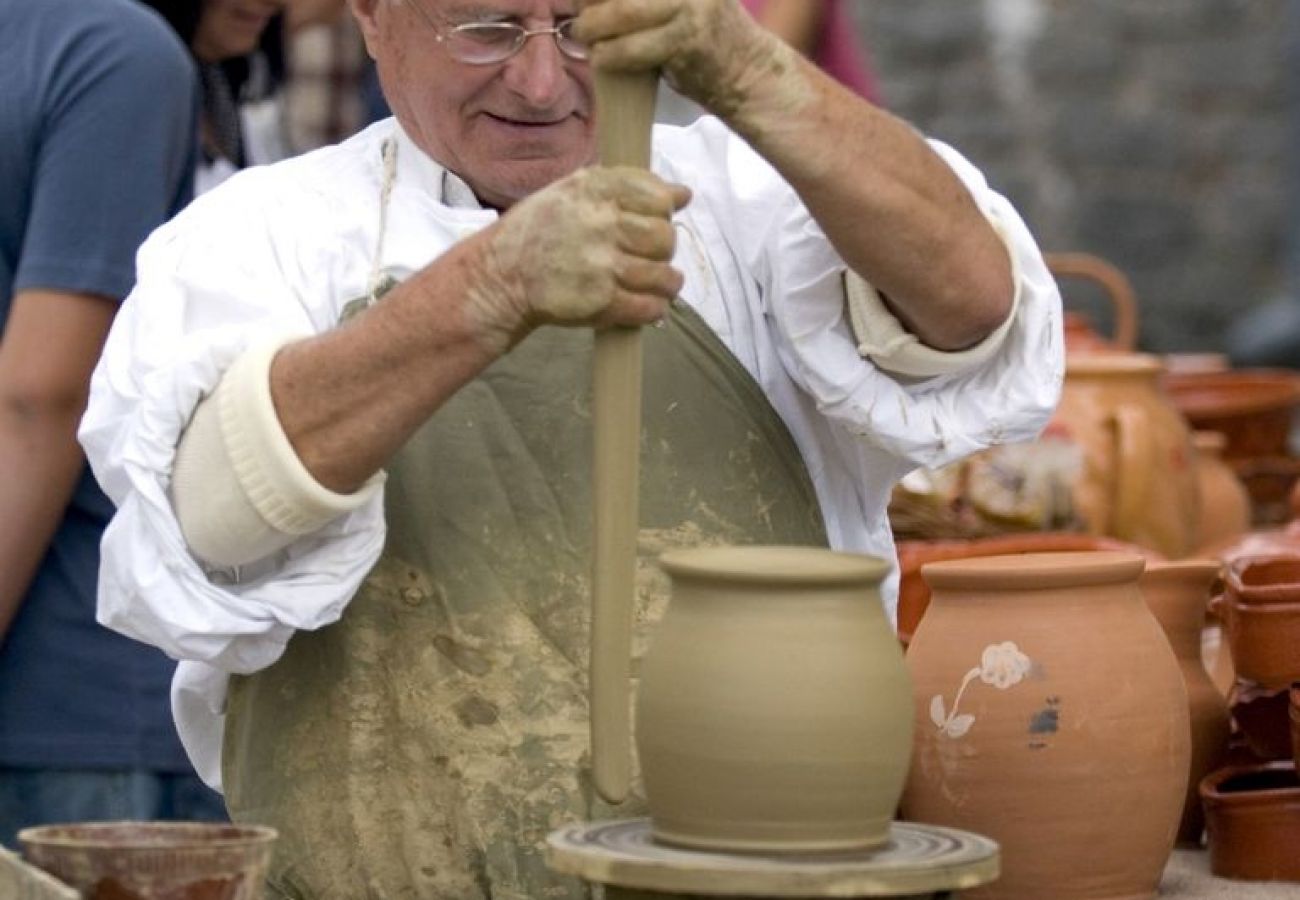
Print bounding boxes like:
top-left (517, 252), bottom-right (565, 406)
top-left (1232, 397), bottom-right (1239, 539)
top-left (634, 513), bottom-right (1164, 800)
top-left (469, 166), bottom-right (691, 352)
top-left (575, 0), bottom-right (791, 120)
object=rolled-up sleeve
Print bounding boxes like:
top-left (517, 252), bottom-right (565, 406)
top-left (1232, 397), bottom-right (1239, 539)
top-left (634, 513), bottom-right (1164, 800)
top-left (80, 180), bottom-right (387, 675)
top-left (755, 139), bottom-right (1063, 470)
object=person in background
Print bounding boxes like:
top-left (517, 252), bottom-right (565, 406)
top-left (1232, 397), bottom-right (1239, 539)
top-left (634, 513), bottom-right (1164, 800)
top-left (0, 0), bottom-right (219, 847)
top-left (744, 0), bottom-right (878, 100)
top-left (139, 0), bottom-right (290, 193)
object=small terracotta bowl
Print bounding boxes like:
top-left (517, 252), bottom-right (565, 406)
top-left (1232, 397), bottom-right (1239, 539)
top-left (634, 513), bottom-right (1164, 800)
top-left (1222, 597), bottom-right (1300, 687)
top-left (1200, 761), bottom-right (1300, 881)
top-left (1226, 554), bottom-right (1300, 605)
top-left (19, 821), bottom-right (278, 900)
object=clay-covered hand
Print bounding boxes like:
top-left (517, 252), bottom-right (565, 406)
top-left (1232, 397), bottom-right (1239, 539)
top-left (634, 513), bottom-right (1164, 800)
top-left (575, 0), bottom-right (791, 119)
top-left (469, 166), bottom-right (690, 351)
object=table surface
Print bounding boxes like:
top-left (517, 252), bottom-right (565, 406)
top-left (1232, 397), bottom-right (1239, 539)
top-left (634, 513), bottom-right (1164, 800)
top-left (1161, 849), bottom-right (1299, 899)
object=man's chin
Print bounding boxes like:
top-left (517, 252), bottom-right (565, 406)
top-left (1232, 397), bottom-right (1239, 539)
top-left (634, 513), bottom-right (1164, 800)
top-left (472, 158), bottom-right (589, 209)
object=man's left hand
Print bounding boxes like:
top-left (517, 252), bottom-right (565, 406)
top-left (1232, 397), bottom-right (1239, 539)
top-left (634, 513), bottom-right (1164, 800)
top-left (574, 0), bottom-right (790, 119)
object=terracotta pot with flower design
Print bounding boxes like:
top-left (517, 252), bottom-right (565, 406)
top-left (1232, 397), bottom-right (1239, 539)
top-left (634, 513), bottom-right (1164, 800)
top-left (901, 551), bottom-right (1190, 900)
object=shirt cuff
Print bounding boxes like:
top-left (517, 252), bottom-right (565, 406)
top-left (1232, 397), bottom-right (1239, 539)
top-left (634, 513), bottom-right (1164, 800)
top-left (843, 218), bottom-right (1023, 378)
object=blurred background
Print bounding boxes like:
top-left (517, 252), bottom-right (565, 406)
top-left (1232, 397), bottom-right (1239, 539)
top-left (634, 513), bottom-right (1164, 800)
top-left (850, 0), bottom-right (1299, 357)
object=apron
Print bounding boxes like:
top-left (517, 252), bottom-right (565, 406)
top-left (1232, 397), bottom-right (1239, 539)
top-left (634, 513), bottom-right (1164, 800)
top-left (221, 145), bottom-right (829, 899)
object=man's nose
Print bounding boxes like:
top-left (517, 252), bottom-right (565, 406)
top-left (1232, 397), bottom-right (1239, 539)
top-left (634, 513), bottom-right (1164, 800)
top-left (501, 32), bottom-right (568, 106)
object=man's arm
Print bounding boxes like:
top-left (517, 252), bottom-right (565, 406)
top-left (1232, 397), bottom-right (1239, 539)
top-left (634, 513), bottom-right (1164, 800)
top-left (577, 0), bottom-right (1014, 352)
top-left (0, 290), bottom-right (116, 640)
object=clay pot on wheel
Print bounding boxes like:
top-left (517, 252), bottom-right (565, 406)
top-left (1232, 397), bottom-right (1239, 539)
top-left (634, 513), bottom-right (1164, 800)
top-left (637, 545), bottom-right (912, 853)
top-left (1200, 761), bottom-right (1300, 882)
top-left (902, 551), bottom-right (1189, 900)
top-left (1140, 560), bottom-right (1230, 846)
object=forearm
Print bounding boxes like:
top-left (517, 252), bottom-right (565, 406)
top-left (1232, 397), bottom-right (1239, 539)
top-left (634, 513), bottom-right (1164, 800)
top-left (727, 40), bottom-right (1015, 351)
top-left (0, 407), bottom-right (89, 640)
top-left (271, 230), bottom-right (516, 495)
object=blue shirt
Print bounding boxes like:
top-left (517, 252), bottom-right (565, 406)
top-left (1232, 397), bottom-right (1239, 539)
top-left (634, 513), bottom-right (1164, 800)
top-left (0, 0), bottom-right (198, 769)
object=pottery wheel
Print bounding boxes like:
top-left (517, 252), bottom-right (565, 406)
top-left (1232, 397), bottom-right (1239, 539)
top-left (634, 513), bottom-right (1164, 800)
top-left (546, 819), bottom-right (999, 898)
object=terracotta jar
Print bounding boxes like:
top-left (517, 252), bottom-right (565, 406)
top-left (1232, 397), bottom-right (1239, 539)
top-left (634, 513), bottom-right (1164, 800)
top-left (1222, 555), bottom-right (1300, 688)
top-left (18, 822), bottom-right (277, 900)
top-left (902, 551), bottom-right (1189, 900)
top-left (636, 545), bottom-right (912, 853)
top-left (1140, 560), bottom-right (1230, 846)
top-left (1200, 761), bottom-right (1300, 882)
top-left (895, 532), bottom-right (1158, 648)
top-left (1191, 432), bottom-right (1252, 553)
top-left (1052, 354), bottom-right (1199, 559)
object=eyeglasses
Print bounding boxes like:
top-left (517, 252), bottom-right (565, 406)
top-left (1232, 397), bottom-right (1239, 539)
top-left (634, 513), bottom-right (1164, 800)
top-left (406, 2), bottom-right (589, 65)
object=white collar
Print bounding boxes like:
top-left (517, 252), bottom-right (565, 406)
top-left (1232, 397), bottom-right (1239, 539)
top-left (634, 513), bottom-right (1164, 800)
top-left (392, 121), bottom-right (483, 211)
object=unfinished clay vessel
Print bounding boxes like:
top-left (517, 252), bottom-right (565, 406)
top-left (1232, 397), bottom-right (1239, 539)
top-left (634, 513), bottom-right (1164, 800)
top-left (1200, 761), bottom-right (1300, 881)
top-left (18, 822), bottom-right (276, 900)
top-left (902, 551), bottom-right (1189, 900)
top-left (637, 545), bottom-right (911, 853)
top-left (1140, 559), bottom-right (1230, 846)
top-left (1052, 354), bottom-right (1199, 558)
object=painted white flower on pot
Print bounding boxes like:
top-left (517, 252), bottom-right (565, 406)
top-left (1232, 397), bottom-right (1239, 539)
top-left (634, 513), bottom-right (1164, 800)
top-left (930, 640), bottom-right (1032, 739)
top-left (979, 641), bottom-right (1032, 689)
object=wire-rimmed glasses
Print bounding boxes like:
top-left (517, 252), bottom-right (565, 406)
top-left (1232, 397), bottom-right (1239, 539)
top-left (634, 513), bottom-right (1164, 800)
top-left (406, 1), bottom-right (590, 65)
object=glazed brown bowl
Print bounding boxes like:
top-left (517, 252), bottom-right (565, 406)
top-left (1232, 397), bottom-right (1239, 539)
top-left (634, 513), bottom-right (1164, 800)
top-left (1162, 369), bottom-right (1300, 462)
top-left (1200, 761), bottom-right (1300, 881)
top-left (19, 821), bottom-right (277, 900)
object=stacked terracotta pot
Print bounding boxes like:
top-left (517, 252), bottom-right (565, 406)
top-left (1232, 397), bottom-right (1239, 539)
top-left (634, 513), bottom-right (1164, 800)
top-left (1196, 554), bottom-right (1300, 881)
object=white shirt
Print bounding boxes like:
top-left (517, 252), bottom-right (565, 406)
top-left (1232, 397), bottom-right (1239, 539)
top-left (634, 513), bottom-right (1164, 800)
top-left (81, 117), bottom-right (1063, 789)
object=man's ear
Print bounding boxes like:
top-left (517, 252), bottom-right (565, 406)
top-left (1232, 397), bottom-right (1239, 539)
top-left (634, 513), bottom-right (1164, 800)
top-left (347, 0), bottom-right (384, 57)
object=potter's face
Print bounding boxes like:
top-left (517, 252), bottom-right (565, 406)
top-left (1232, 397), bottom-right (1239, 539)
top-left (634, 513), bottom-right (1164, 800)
top-left (361, 0), bottom-right (596, 209)
top-left (193, 0), bottom-right (282, 62)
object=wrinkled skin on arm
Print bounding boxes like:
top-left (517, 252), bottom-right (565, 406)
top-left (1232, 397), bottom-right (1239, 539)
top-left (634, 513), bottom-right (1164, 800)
top-left (575, 0), bottom-right (1016, 353)
top-left (271, 166), bottom-right (690, 493)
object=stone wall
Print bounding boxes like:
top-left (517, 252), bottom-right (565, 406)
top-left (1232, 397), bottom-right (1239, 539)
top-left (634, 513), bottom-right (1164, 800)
top-left (851, 0), bottom-right (1299, 354)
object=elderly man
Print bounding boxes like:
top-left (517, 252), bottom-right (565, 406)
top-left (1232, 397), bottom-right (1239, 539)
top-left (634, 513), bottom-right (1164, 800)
top-left (82, 0), bottom-right (1062, 895)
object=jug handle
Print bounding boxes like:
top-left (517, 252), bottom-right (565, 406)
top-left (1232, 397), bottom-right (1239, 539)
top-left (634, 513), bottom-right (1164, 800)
top-left (1112, 402), bottom-right (1152, 544)
top-left (1044, 252), bottom-right (1139, 351)
top-left (589, 69), bottom-right (659, 806)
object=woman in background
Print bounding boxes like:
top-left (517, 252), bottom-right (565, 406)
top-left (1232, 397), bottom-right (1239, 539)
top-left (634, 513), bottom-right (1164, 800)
top-left (139, 0), bottom-right (289, 192)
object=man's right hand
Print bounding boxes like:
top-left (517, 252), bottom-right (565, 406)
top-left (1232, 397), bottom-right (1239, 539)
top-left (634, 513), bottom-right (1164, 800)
top-left (467, 166), bottom-right (691, 353)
